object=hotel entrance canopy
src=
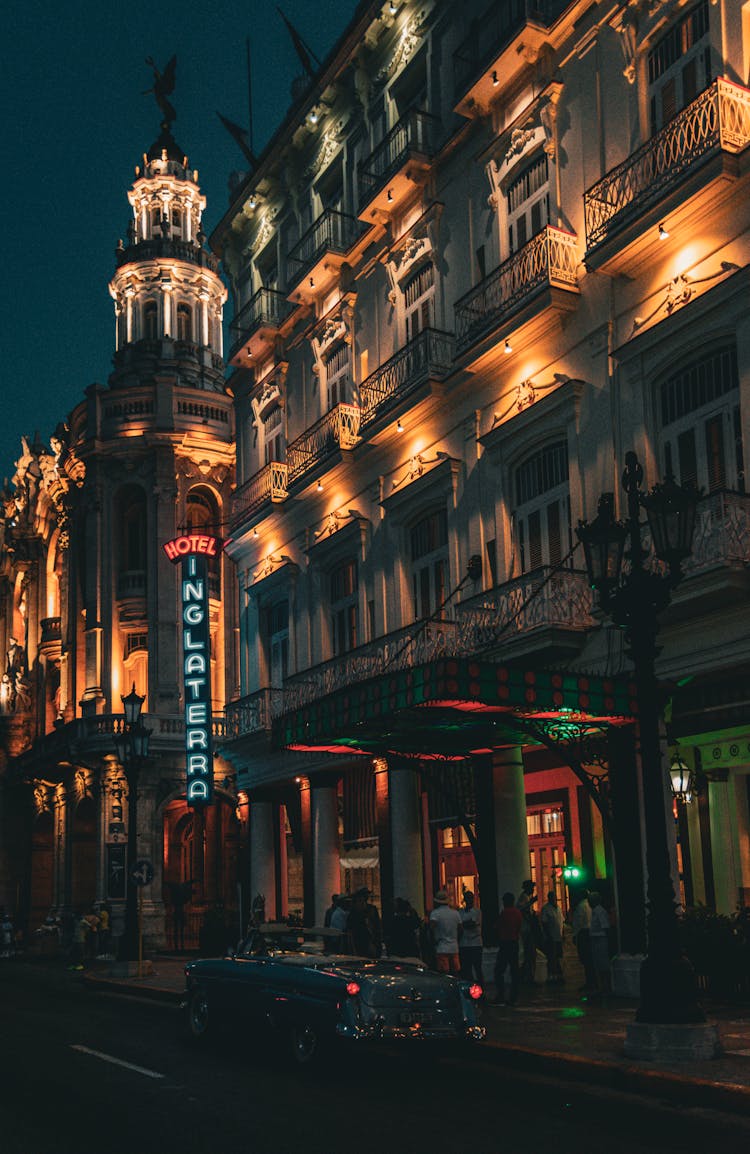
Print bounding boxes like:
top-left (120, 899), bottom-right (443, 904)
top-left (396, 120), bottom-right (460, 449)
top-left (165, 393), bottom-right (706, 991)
top-left (277, 657), bottom-right (638, 758)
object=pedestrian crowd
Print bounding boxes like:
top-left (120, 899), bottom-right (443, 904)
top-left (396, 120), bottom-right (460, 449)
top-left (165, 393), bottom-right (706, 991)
top-left (317, 878), bottom-right (613, 1004)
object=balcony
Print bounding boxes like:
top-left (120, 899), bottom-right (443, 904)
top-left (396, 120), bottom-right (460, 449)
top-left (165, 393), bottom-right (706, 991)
top-left (282, 620), bottom-right (460, 713)
top-left (40, 617), bottom-right (61, 645)
top-left (358, 110), bottom-right (439, 222)
top-left (454, 226), bottom-right (579, 357)
top-left (667, 490), bottom-right (750, 619)
top-left (455, 567), bottom-right (595, 663)
top-left (453, 1), bottom-right (565, 118)
top-left (287, 208), bottom-right (371, 305)
top-left (286, 403), bottom-right (360, 488)
top-left (584, 79), bottom-right (750, 274)
top-left (230, 461), bottom-right (289, 532)
top-left (359, 328), bottom-right (454, 435)
top-left (228, 288), bottom-right (293, 367)
top-left (115, 236), bottom-right (220, 274)
top-left (223, 688), bottom-right (284, 741)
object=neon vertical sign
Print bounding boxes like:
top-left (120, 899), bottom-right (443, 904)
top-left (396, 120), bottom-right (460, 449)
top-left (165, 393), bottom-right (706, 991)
top-left (163, 533), bottom-right (224, 806)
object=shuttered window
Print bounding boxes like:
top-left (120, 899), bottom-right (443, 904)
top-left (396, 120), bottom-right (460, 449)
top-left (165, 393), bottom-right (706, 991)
top-left (513, 442), bottom-right (571, 576)
top-left (660, 345), bottom-right (742, 492)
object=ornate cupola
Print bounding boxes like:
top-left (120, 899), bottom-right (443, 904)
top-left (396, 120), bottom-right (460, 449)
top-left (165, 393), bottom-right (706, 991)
top-left (108, 61), bottom-right (227, 393)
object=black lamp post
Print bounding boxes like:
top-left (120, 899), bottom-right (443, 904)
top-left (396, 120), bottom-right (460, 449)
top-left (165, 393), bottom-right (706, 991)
top-left (114, 684), bottom-right (152, 963)
top-left (577, 451), bottom-right (702, 1024)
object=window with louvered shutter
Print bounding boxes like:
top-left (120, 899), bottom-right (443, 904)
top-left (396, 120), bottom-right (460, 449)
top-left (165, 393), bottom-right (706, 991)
top-left (660, 345), bottom-right (740, 492)
top-left (648, 1), bottom-right (711, 134)
top-left (513, 442), bottom-right (570, 576)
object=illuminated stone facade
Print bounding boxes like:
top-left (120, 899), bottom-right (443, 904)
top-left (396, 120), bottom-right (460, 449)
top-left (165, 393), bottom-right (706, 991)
top-left (215, 0), bottom-right (750, 951)
top-left (0, 123), bottom-right (239, 950)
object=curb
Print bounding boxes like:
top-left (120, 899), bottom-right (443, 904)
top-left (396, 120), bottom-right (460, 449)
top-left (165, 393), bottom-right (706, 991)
top-left (476, 1038), bottom-right (750, 1115)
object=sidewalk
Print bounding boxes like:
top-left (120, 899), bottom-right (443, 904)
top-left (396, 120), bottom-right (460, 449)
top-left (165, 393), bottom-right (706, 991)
top-left (81, 953), bottom-right (750, 1113)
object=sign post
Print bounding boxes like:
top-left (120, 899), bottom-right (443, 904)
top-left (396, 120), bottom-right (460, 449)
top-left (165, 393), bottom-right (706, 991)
top-left (129, 858), bottom-right (154, 978)
top-left (163, 533), bottom-right (225, 808)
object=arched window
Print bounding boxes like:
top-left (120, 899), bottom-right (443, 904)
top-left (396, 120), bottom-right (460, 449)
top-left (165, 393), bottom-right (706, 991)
top-left (143, 300), bottom-right (158, 341)
top-left (660, 344), bottom-right (742, 492)
top-left (176, 303), bottom-right (192, 342)
top-left (512, 441), bottom-right (570, 575)
top-left (117, 487), bottom-right (147, 584)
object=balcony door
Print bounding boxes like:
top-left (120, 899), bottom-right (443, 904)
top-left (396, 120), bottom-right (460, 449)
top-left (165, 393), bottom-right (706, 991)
top-left (648, 0), bottom-right (711, 134)
top-left (404, 263), bottom-right (435, 343)
top-left (507, 152), bottom-right (550, 256)
top-left (410, 507), bottom-right (449, 621)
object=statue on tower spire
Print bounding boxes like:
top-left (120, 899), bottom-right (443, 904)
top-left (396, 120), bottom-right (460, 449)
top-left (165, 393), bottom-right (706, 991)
top-left (144, 55), bottom-right (177, 127)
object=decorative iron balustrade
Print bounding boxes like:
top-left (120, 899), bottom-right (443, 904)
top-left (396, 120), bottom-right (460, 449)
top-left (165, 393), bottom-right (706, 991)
top-left (229, 287), bottom-right (292, 360)
top-left (453, 0), bottom-right (527, 97)
top-left (683, 490), bottom-right (750, 575)
top-left (231, 461), bottom-right (289, 529)
top-left (286, 403), bottom-right (360, 486)
top-left (281, 621), bottom-right (460, 714)
top-left (224, 688), bottom-right (284, 739)
top-left (359, 328), bottom-right (455, 427)
top-left (116, 237), bottom-right (220, 272)
top-left (585, 79), bottom-right (750, 252)
top-left (455, 567), bottom-right (594, 654)
top-left (455, 227), bottom-right (579, 351)
top-left (287, 208), bottom-right (367, 282)
top-left (358, 110), bottom-right (438, 205)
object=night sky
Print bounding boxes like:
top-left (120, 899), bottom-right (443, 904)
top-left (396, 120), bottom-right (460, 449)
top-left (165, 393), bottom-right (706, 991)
top-left (2, 0), bottom-right (362, 481)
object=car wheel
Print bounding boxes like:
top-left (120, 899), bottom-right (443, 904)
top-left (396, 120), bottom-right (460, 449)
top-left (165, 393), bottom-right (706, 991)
top-left (186, 988), bottom-right (209, 1041)
top-left (289, 1022), bottom-right (320, 1065)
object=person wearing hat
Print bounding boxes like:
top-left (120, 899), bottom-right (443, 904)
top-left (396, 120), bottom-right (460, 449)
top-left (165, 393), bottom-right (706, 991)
top-left (429, 889), bottom-right (463, 973)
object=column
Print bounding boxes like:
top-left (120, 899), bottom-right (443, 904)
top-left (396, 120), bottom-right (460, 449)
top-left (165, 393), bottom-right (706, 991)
top-left (707, 771), bottom-right (740, 915)
top-left (311, 779), bottom-right (340, 927)
top-left (388, 760), bottom-right (424, 917)
top-left (492, 747), bottom-right (530, 900)
top-left (249, 799), bottom-right (277, 921)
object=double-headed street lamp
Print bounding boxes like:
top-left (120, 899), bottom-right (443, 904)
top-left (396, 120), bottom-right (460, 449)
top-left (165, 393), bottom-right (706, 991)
top-left (114, 684), bottom-right (152, 964)
top-left (577, 451), bottom-right (703, 1027)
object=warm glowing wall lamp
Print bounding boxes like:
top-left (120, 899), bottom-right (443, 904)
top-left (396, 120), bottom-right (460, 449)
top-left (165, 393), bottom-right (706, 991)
top-left (658, 222), bottom-right (669, 240)
top-left (504, 339), bottom-right (512, 354)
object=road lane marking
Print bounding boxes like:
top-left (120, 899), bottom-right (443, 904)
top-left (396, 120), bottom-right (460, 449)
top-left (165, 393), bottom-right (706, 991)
top-left (70, 1044), bottom-right (165, 1079)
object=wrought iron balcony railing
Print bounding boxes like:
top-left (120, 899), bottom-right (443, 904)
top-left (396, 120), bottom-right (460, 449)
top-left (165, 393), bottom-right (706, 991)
top-left (287, 208), bottom-right (368, 285)
top-left (116, 237), bottom-right (220, 273)
top-left (286, 403), bottom-right (360, 486)
top-left (358, 110), bottom-right (439, 207)
top-left (453, 0), bottom-right (568, 100)
top-left (229, 287), bottom-right (293, 361)
top-left (454, 226), bottom-right (579, 351)
top-left (683, 490), bottom-right (750, 577)
top-left (231, 461), bottom-right (289, 530)
top-left (455, 567), bottom-right (595, 652)
top-left (359, 328), bottom-right (455, 428)
top-left (281, 620), bottom-right (460, 714)
top-left (584, 79), bottom-right (750, 252)
top-left (224, 688), bottom-right (284, 739)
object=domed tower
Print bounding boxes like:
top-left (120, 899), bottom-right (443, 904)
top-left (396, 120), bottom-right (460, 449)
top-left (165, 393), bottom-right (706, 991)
top-left (109, 123), bottom-right (227, 391)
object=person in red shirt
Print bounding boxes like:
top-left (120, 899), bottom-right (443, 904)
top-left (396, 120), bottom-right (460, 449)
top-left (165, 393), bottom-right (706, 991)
top-left (493, 891), bottom-right (523, 1005)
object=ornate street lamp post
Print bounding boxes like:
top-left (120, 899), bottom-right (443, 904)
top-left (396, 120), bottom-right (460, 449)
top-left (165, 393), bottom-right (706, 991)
top-left (114, 684), bottom-right (152, 963)
top-left (577, 451), bottom-right (703, 1028)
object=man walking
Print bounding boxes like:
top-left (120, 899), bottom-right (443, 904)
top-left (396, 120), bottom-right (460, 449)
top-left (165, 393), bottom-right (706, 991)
top-left (459, 891), bottom-right (483, 983)
top-left (492, 892), bottom-right (523, 1005)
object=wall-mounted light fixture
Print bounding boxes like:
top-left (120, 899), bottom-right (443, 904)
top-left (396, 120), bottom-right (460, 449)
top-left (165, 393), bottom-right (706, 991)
top-left (316, 479), bottom-right (323, 492)
top-left (504, 339), bottom-right (512, 354)
top-left (492, 70), bottom-right (499, 86)
top-left (658, 222), bottom-right (669, 241)
top-left (387, 189), bottom-right (394, 203)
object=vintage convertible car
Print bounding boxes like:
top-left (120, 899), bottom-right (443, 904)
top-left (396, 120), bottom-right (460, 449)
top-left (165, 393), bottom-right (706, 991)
top-left (183, 925), bottom-right (485, 1064)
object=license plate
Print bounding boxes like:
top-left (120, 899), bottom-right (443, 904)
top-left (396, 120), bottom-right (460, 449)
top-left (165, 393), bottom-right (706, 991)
top-left (399, 1011), bottom-right (434, 1025)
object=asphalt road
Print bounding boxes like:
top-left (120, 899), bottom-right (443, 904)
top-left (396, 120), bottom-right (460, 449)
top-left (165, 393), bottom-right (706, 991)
top-left (2, 962), bottom-right (749, 1154)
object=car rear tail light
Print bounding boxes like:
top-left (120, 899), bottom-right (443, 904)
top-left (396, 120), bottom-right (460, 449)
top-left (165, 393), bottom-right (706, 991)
top-left (346, 981), bottom-right (361, 997)
top-left (469, 984), bottom-right (483, 1000)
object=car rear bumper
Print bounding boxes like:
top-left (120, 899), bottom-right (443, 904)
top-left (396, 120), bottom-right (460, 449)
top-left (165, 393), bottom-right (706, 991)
top-left (336, 1022), bottom-right (485, 1042)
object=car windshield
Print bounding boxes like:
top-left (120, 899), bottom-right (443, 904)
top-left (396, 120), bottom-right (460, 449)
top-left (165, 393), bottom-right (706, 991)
top-left (238, 926), bottom-right (334, 958)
